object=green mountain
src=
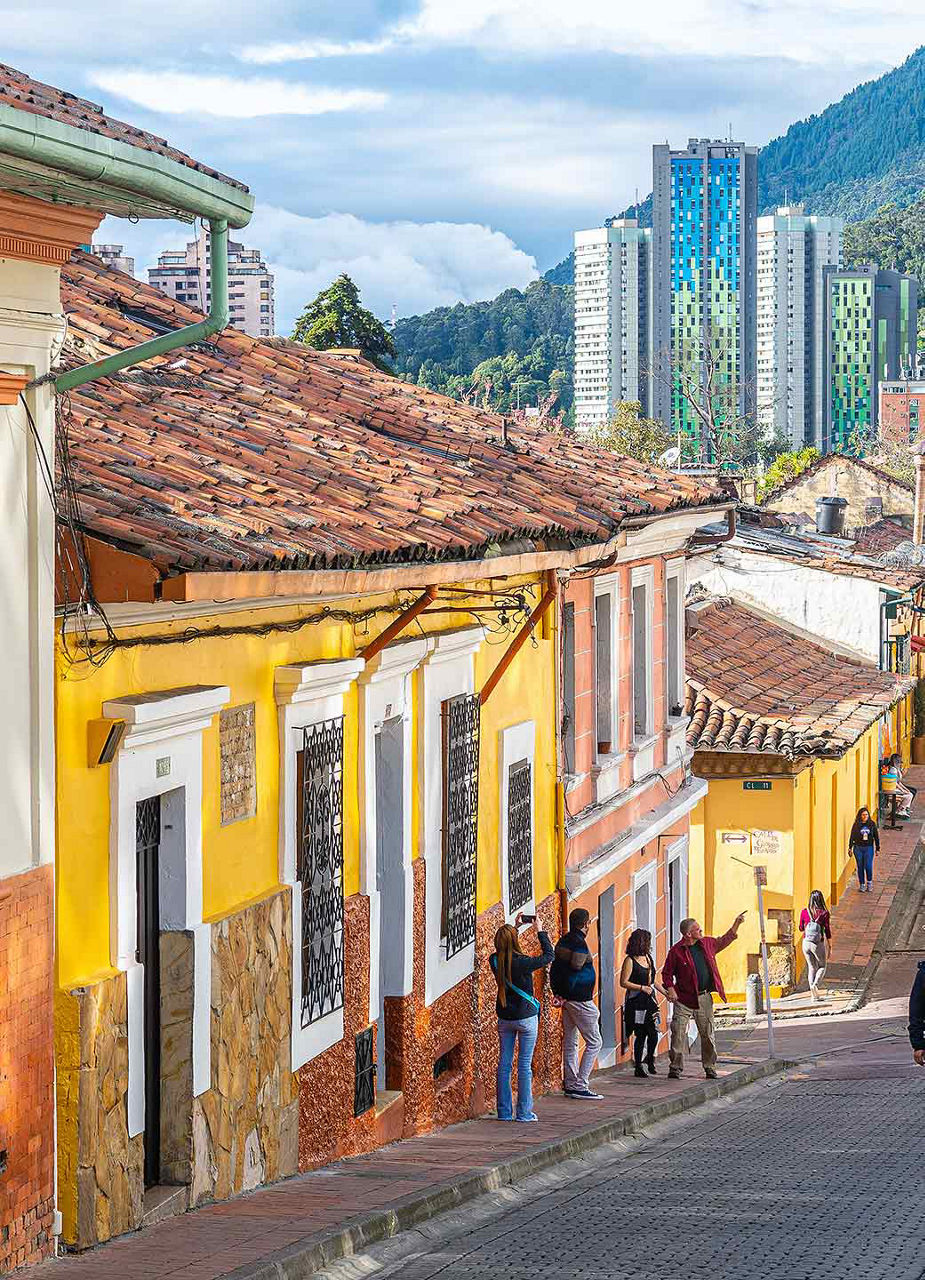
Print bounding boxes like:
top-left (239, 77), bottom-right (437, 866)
top-left (393, 46), bottom-right (925, 411)
top-left (390, 279), bottom-right (574, 416)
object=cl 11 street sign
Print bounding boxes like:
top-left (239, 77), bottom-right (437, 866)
top-left (743, 780), bottom-right (771, 791)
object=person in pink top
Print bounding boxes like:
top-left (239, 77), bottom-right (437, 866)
top-left (799, 889), bottom-right (832, 1001)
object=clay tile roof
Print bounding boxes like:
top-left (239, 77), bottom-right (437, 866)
top-left (685, 597), bottom-right (914, 761)
top-left (0, 63), bottom-right (247, 192)
top-left (854, 517), bottom-right (913, 555)
top-left (732, 523), bottom-right (925, 593)
top-left (57, 253), bottom-right (723, 575)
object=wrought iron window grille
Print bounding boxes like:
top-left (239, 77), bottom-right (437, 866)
top-left (298, 717), bottom-right (345, 1029)
top-left (354, 1026), bottom-right (376, 1117)
top-left (441, 693), bottom-right (480, 958)
top-left (507, 759), bottom-right (533, 914)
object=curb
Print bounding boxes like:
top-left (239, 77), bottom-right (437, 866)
top-left (227, 1057), bottom-right (794, 1280)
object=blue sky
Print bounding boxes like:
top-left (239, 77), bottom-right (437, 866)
top-left (5, 2), bottom-right (918, 328)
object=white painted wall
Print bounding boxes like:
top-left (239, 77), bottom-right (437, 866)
top-left (690, 547), bottom-right (883, 663)
top-left (0, 258), bottom-right (63, 880)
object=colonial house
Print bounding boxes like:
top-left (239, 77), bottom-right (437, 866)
top-left (559, 507), bottom-right (731, 1061)
top-left (685, 595), bottom-right (914, 998)
top-left (51, 253), bottom-right (725, 1248)
top-left (0, 65), bottom-right (254, 1271)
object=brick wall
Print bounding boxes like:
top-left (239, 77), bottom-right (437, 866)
top-left (0, 863), bottom-right (55, 1272)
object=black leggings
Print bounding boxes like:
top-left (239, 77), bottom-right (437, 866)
top-left (632, 1022), bottom-right (658, 1067)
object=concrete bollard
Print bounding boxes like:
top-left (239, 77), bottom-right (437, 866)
top-left (746, 972), bottom-right (763, 1018)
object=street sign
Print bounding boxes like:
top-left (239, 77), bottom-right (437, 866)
top-left (743, 780), bottom-right (772, 791)
top-left (754, 865), bottom-right (767, 886)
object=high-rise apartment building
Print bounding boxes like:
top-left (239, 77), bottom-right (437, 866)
top-left (573, 220), bottom-right (651, 432)
top-left (822, 266), bottom-right (918, 452)
top-left (148, 227), bottom-right (275, 338)
top-left (652, 138), bottom-right (758, 451)
top-left (91, 242), bottom-right (135, 276)
top-left (756, 206), bottom-right (843, 449)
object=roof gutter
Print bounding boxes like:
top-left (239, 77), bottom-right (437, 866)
top-left (55, 217), bottom-right (229, 394)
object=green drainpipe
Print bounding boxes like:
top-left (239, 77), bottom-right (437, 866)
top-left (56, 218), bottom-right (229, 394)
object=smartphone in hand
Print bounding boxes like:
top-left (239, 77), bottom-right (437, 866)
top-left (519, 914), bottom-right (537, 924)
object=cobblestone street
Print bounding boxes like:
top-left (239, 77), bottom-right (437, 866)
top-left (338, 991), bottom-right (924, 1280)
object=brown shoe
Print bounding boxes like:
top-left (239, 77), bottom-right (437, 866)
top-left (705, 1068), bottom-right (718, 1080)
top-left (667, 1070), bottom-right (682, 1080)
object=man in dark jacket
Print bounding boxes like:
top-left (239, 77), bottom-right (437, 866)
top-left (910, 960), bottom-right (925, 1066)
top-left (662, 913), bottom-right (745, 1080)
top-left (551, 908), bottom-right (604, 1099)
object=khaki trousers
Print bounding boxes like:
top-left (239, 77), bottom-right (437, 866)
top-left (668, 992), bottom-right (717, 1075)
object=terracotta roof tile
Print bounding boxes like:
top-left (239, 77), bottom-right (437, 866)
top-left (686, 598), bottom-right (914, 761)
top-left (58, 254), bottom-right (721, 574)
top-left (0, 63), bottom-right (246, 191)
top-left (854, 517), bottom-right (913, 555)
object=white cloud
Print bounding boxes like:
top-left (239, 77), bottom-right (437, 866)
top-left (239, 37), bottom-right (397, 65)
top-left (241, 0), bottom-right (914, 66)
top-left (88, 70), bottom-right (387, 118)
top-left (241, 207), bottom-right (539, 328)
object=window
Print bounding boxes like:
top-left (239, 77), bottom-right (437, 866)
top-left (666, 563), bottom-right (685, 719)
top-left (562, 602), bottom-right (576, 773)
top-left (594, 585), bottom-right (617, 754)
top-left (440, 694), bottom-right (480, 957)
top-left (632, 578), bottom-right (652, 740)
top-left (506, 759), bottom-right (533, 913)
top-left (296, 717), bottom-right (345, 1028)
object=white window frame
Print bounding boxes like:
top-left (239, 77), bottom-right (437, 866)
top-left (665, 835), bottom-right (689, 950)
top-left (420, 627), bottom-right (483, 1007)
top-left (593, 573), bottom-right (620, 760)
top-left (631, 564), bottom-right (656, 778)
top-left (275, 658), bottom-right (364, 1071)
top-left (665, 558), bottom-right (686, 721)
top-left (102, 684), bottom-right (230, 1139)
top-left (498, 720), bottom-right (536, 922)
top-left (358, 638), bottom-right (428, 1023)
top-left (632, 860), bottom-right (658, 943)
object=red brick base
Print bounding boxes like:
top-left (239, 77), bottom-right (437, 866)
top-left (0, 863), bottom-right (55, 1273)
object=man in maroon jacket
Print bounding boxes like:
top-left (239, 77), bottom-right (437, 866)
top-left (662, 913), bottom-right (746, 1080)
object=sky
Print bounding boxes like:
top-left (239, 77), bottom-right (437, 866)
top-left (5, 2), bottom-right (919, 329)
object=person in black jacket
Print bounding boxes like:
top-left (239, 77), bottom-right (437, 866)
top-left (849, 807), bottom-right (880, 892)
top-left (910, 960), bottom-right (925, 1066)
top-left (490, 916), bottom-right (554, 1121)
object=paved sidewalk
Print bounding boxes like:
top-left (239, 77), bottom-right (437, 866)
top-left (40, 774), bottom-right (925, 1280)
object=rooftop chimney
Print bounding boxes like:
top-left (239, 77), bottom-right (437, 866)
top-left (914, 443), bottom-right (925, 545)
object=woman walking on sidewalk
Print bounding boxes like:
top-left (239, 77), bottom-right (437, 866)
top-left (850, 806), bottom-right (880, 892)
top-left (799, 890), bottom-right (832, 1001)
top-left (490, 916), bottom-right (554, 1122)
top-left (620, 928), bottom-right (668, 1078)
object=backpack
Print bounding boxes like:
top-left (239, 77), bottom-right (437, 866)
top-left (805, 914), bottom-right (824, 945)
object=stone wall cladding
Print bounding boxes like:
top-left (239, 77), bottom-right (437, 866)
top-left (198, 888), bottom-right (297, 1203)
top-left (219, 703), bottom-right (257, 825)
top-left (0, 863), bottom-right (55, 1272)
top-left (297, 863), bottom-right (563, 1171)
top-left (56, 969), bottom-right (143, 1250)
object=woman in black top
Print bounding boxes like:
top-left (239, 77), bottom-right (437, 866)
top-left (620, 928), bottom-right (668, 1078)
top-left (849, 807), bottom-right (880, 892)
top-left (490, 916), bottom-right (554, 1121)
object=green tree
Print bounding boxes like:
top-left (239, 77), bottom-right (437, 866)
top-left (756, 446), bottom-right (821, 502)
top-left (587, 402), bottom-right (673, 464)
top-left (291, 274), bottom-right (396, 370)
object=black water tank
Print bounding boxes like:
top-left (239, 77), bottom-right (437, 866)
top-left (816, 495), bottom-right (848, 536)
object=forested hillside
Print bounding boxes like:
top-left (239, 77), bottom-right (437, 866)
top-left (391, 279), bottom-right (573, 415)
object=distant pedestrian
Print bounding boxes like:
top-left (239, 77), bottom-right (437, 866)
top-left (880, 758), bottom-right (910, 819)
top-left (490, 916), bottom-right (554, 1122)
top-left (849, 806), bottom-right (880, 892)
top-left (551, 907), bottom-right (604, 1100)
top-left (799, 889), bottom-right (832, 1001)
top-left (620, 928), bottom-right (668, 1078)
top-left (910, 960), bottom-right (925, 1066)
top-left (891, 754), bottom-right (916, 812)
top-left (662, 913), bottom-right (746, 1080)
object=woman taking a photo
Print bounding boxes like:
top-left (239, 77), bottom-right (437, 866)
top-left (620, 928), bottom-right (667, 1078)
top-left (490, 915), bottom-right (554, 1122)
top-left (849, 806), bottom-right (880, 892)
top-left (799, 889), bottom-right (832, 1001)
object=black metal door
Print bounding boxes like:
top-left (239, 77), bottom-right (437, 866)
top-left (136, 796), bottom-right (161, 1189)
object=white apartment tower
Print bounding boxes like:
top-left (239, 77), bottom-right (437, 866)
top-left (91, 243), bottom-right (135, 276)
top-left (573, 220), bottom-right (651, 432)
top-left (148, 227), bottom-right (275, 339)
top-left (757, 205), bottom-right (842, 448)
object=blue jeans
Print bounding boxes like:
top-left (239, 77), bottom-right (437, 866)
top-left (854, 845), bottom-right (875, 886)
top-left (497, 1017), bottom-right (538, 1120)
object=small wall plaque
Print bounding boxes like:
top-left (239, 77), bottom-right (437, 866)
top-left (156, 756), bottom-right (171, 779)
